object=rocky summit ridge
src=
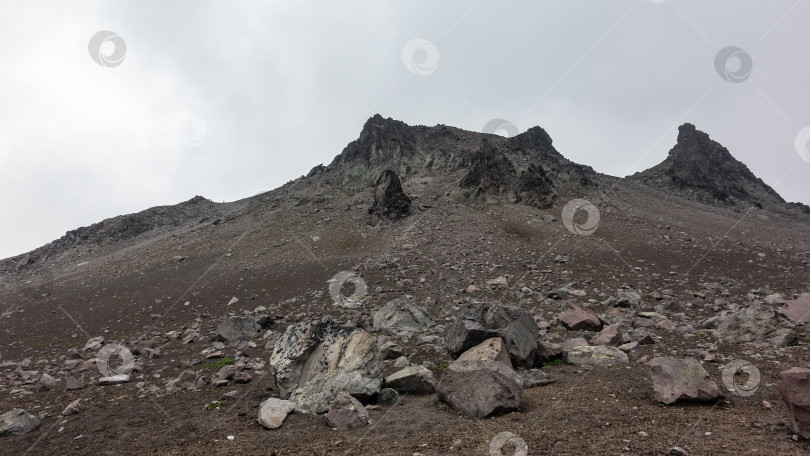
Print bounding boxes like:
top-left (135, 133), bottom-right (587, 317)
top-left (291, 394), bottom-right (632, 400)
top-left (630, 123), bottom-right (804, 212)
top-left (3, 115), bottom-right (809, 270)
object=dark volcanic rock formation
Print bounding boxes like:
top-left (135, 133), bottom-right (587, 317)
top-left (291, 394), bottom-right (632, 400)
top-left (630, 123), bottom-right (785, 207)
top-left (456, 137), bottom-right (558, 209)
top-left (369, 170), bottom-right (411, 225)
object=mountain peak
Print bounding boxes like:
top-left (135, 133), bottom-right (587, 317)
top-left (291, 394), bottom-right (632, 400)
top-left (631, 123), bottom-right (784, 206)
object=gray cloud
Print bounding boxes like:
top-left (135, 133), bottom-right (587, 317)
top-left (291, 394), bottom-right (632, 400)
top-left (1, 0), bottom-right (808, 258)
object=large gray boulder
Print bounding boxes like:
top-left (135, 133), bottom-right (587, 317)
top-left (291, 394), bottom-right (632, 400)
top-left (216, 316), bottom-right (260, 343)
top-left (269, 316), bottom-right (384, 413)
top-left (703, 303), bottom-right (795, 346)
top-left (649, 357), bottom-right (724, 405)
top-left (0, 409), bottom-right (40, 436)
top-left (438, 338), bottom-right (523, 418)
top-left (373, 298), bottom-right (431, 337)
top-left (446, 302), bottom-right (538, 368)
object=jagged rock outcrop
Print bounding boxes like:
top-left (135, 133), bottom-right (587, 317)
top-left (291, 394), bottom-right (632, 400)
top-left (368, 170), bottom-right (411, 225)
top-left (458, 138), bottom-right (556, 209)
top-left (631, 123), bottom-right (785, 208)
top-left (505, 126), bottom-right (599, 195)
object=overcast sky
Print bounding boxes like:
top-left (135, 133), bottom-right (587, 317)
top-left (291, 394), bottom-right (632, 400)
top-left (1, 0), bottom-right (808, 259)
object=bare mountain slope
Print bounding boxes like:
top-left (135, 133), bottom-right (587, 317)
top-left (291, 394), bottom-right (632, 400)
top-left (1, 116), bottom-right (810, 455)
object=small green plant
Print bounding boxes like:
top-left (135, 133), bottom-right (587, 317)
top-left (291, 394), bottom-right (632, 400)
top-left (205, 357), bottom-right (235, 370)
top-left (204, 399), bottom-right (227, 411)
top-left (437, 362), bottom-right (449, 371)
top-left (542, 359), bottom-right (564, 368)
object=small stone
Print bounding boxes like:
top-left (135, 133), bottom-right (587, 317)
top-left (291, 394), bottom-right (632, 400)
top-left (233, 371), bottom-right (252, 384)
top-left (98, 374), bottom-right (130, 385)
top-left (257, 398), bottom-right (295, 430)
top-left (62, 400), bottom-right (82, 416)
top-left (392, 356), bottom-right (410, 369)
top-left (520, 369), bottom-right (556, 388)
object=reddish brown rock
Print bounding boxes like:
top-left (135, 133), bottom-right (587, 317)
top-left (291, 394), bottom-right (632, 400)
top-left (437, 338), bottom-right (522, 418)
top-left (324, 392), bottom-right (368, 430)
top-left (592, 324), bottom-right (622, 346)
top-left (781, 294), bottom-right (810, 324)
top-left (560, 304), bottom-right (602, 331)
top-left (778, 367), bottom-right (810, 439)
